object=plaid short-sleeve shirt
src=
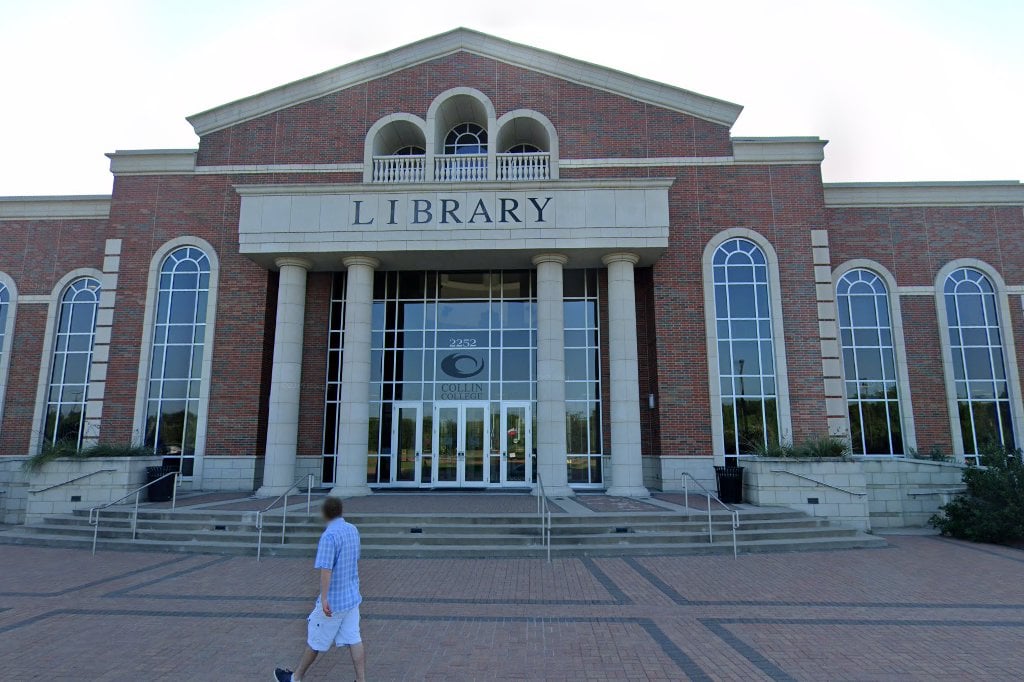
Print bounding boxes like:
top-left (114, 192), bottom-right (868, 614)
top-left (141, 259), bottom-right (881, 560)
top-left (314, 517), bottom-right (362, 611)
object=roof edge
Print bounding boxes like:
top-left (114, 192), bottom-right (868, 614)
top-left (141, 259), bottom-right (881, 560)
top-left (824, 181), bottom-right (1024, 207)
top-left (106, 149), bottom-right (198, 176)
top-left (187, 27), bottom-right (743, 135)
top-left (0, 195), bottom-right (111, 220)
top-left (732, 137), bottom-right (827, 164)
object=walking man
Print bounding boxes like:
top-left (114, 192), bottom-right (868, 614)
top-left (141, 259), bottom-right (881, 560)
top-left (275, 496), bottom-right (365, 682)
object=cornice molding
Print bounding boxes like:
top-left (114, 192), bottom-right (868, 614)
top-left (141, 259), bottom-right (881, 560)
top-left (824, 181), bottom-right (1024, 207)
top-left (106, 149), bottom-right (197, 176)
top-left (732, 137), bottom-right (827, 164)
top-left (0, 195), bottom-right (111, 221)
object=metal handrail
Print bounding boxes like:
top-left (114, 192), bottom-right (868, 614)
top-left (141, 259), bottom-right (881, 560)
top-left (88, 471), bottom-right (180, 555)
top-left (28, 468), bottom-right (117, 494)
top-left (768, 470), bottom-right (867, 496)
top-left (681, 473), bottom-right (740, 559)
top-left (535, 470), bottom-right (552, 563)
top-left (256, 474), bottom-right (314, 562)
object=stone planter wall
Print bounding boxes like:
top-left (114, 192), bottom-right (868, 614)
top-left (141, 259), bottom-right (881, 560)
top-left (25, 457), bottom-right (163, 522)
top-left (861, 458), bottom-right (966, 528)
top-left (742, 458), bottom-right (871, 531)
top-left (0, 457), bottom-right (30, 524)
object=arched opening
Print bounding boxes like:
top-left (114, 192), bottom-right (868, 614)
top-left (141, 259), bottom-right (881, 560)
top-left (366, 115), bottom-right (427, 183)
top-left (429, 90), bottom-right (493, 181)
top-left (495, 111), bottom-right (557, 180)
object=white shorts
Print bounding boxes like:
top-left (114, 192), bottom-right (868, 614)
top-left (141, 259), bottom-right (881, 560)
top-left (307, 599), bottom-right (361, 651)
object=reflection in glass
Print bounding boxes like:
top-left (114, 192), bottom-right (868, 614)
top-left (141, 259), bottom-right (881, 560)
top-left (944, 268), bottom-right (1015, 460)
top-left (836, 269), bottom-right (904, 456)
top-left (712, 238), bottom-right (780, 454)
top-left (145, 247), bottom-right (211, 475)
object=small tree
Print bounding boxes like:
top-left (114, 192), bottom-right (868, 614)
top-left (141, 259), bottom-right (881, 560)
top-left (930, 445), bottom-right (1024, 544)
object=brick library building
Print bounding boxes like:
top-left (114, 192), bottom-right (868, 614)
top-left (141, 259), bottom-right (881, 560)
top-left (0, 29), bottom-right (1022, 503)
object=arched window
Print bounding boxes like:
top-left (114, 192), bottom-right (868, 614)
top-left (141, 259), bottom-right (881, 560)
top-left (42, 278), bottom-right (101, 449)
top-left (836, 269), bottom-right (904, 456)
top-left (712, 238), bottom-right (780, 454)
top-left (144, 246), bottom-right (211, 475)
top-left (505, 143), bottom-right (541, 154)
top-left (943, 267), bottom-right (1016, 459)
top-left (444, 123), bottom-right (487, 155)
top-left (0, 283), bottom-right (10, 364)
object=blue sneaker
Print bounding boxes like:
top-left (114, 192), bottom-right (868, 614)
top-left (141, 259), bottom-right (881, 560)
top-left (273, 668), bottom-right (293, 682)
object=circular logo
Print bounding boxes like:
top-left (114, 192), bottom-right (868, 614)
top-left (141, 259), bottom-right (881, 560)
top-left (440, 353), bottom-right (485, 379)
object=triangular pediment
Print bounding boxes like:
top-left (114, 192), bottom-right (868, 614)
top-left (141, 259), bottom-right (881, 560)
top-left (187, 27), bottom-right (743, 135)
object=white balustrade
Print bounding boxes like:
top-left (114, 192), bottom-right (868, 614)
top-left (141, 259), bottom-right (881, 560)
top-left (372, 155), bottom-right (425, 183)
top-left (497, 152), bottom-right (551, 181)
top-left (433, 154), bottom-right (488, 182)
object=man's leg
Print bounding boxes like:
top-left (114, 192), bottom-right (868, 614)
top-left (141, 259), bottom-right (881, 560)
top-left (349, 642), bottom-right (366, 682)
top-left (292, 646), bottom-right (319, 681)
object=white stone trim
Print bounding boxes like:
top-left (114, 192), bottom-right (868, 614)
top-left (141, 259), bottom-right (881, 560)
top-left (811, 231), bottom-right (847, 438)
top-left (832, 259), bottom-right (918, 453)
top-left (426, 87), bottom-right (498, 180)
top-left (702, 228), bottom-right (793, 461)
top-left (824, 181), bottom-right (1024, 207)
top-left (233, 176), bottom-right (674, 196)
top-left (0, 272), bottom-right (18, 436)
top-left (28, 268), bottom-right (105, 455)
top-left (194, 163), bottom-right (363, 175)
top-left (732, 137), bottom-right (827, 164)
top-left (106, 150), bottom-right (197, 176)
top-left (933, 258), bottom-right (1024, 457)
top-left (0, 196), bottom-right (110, 220)
top-left (132, 236), bottom-right (220, 484)
top-left (186, 28), bottom-right (742, 135)
top-left (495, 109), bottom-right (560, 179)
top-left (82, 239), bottom-right (121, 445)
top-left (362, 113), bottom-right (429, 182)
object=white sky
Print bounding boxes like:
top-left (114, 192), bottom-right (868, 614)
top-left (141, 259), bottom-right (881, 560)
top-left (1, 0), bottom-right (1021, 196)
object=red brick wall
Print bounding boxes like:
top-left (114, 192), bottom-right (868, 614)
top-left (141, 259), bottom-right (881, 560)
top-left (196, 52), bottom-right (732, 167)
top-left (297, 272), bottom-right (332, 457)
top-left (827, 204), bottom-right (1024, 455)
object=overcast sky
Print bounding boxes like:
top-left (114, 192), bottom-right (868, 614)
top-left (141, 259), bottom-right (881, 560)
top-left (1, 0), bottom-right (1021, 196)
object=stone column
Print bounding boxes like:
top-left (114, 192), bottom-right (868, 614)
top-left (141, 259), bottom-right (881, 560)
top-left (330, 256), bottom-right (380, 498)
top-left (257, 257), bottom-right (313, 497)
top-left (602, 253), bottom-right (649, 497)
top-left (532, 253), bottom-right (574, 497)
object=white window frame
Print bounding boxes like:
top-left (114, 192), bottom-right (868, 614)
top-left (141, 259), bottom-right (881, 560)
top-left (832, 260), bottom-right (917, 457)
top-left (132, 237), bottom-right (220, 484)
top-left (0, 271), bottom-right (18, 435)
top-left (702, 228), bottom-right (792, 462)
top-left (935, 259), bottom-right (1024, 462)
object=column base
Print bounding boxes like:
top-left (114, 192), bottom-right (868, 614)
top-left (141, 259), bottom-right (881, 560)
top-left (255, 484), bottom-right (299, 498)
top-left (605, 485), bottom-right (650, 499)
top-left (329, 484), bottom-right (374, 498)
top-left (532, 484), bottom-right (575, 497)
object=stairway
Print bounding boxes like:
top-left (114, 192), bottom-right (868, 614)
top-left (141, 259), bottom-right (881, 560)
top-left (0, 506), bottom-right (885, 558)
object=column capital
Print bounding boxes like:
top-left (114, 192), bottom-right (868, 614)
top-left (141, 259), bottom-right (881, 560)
top-left (601, 252), bottom-right (640, 266)
top-left (274, 256), bottom-right (314, 271)
top-left (531, 253), bottom-right (568, 266)
top-left (342, 255), bottom-right (381, 270)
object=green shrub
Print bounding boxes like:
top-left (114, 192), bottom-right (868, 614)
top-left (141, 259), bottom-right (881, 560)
top-left (23, 441), bottom-right (155, 472)
top-left (930, 445), bottom-right (1024, 544)
top-left (751, 435), bottom-right (850, 460)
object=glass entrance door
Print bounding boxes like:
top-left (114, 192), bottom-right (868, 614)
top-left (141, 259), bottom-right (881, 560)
top-left (390, 402), bottom-right (421, 486)
top-left (433, 402), bottom-right (489, 487)
top-left (501, 402), bottom-right (532, 485)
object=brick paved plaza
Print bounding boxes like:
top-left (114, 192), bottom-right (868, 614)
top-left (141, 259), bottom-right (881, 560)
top-left (1, 536), bottom-right (1023, 680)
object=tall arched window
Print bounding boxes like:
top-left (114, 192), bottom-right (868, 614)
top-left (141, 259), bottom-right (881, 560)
top-left (712, 238), bottom-right (780, 454)
top-left (444, 123), bottom-right (487, 155)
top-left (836, 269), bottom-right (904, 456)
top-left (943, 267), bottom-right (1016, 459)
top-left (0, 282), bottom-right (10, 365)
top-left (144, 246), bottom-right (211, 475)
top-left (42, 278), bottom-right (101, 449)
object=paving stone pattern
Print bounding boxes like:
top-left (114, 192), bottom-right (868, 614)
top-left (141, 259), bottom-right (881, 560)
top-left (0, 536), bottom-right (1023, 680)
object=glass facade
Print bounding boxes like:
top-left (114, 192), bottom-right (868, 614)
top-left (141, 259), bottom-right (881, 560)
top-left (836, 269), bottom-right (904, 456)
top-left (322, 269), bottom-right (603, 487)
top-left (943, 267), bottom-right (1016, 461)
top-left (42, 277), bottom-right (101, 449)
top-left (712, 238), bottom-right (780, 454)
top-left (144, 246), bottom-right (212, 476)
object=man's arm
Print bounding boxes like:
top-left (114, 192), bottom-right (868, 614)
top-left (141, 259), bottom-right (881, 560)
top-left (320, 568), bottom-right (333, 617)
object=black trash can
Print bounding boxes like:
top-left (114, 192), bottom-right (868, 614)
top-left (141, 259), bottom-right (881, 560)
top-left (146, 466), bottom-right (176, 503)
top-left (714, 465), bottom-right (744, 504)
